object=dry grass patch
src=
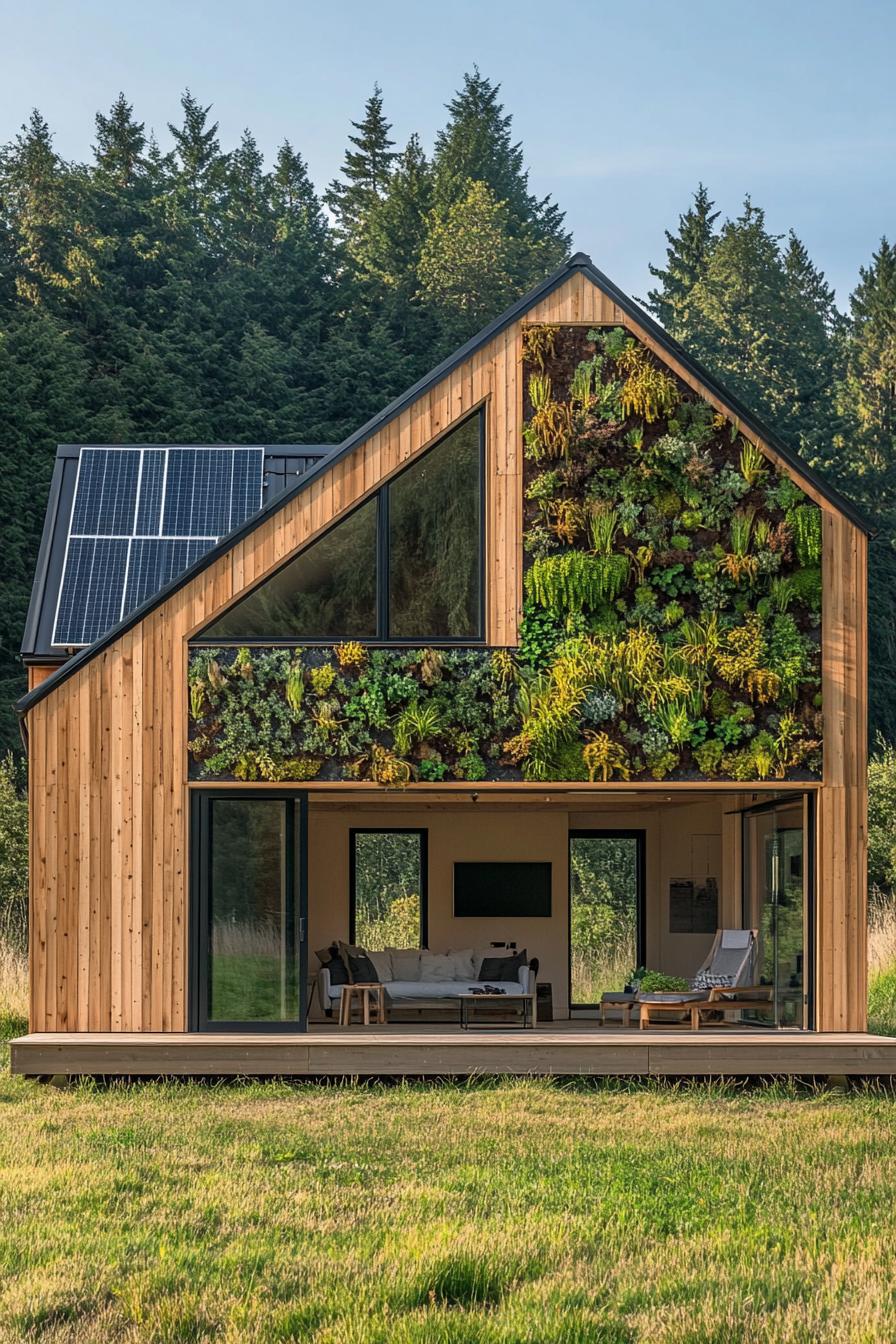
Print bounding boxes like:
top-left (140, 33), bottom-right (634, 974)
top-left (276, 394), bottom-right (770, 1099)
top-left (0, 940), bottom-right (27, 1039)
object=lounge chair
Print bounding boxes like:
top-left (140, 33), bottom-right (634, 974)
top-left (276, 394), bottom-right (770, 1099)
top-left (635, 929), bottom-right (758, 1029)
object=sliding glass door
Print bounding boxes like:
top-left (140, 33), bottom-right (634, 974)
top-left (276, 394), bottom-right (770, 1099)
top-left (192, 792), bottom-right (307, 1031)
top-left (569, 831), bottom-right (645, 1007)
top-left (742, 797), bottom-right (812, 1028)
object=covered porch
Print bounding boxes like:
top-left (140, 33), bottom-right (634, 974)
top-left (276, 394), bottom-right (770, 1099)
top-left (193, 782), bottom-right (816, 1036)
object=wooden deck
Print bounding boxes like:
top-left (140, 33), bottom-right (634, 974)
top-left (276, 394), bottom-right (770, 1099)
top-left (10, 1023), bottom-right (896, 1078)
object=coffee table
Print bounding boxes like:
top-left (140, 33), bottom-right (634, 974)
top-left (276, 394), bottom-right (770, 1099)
top-left (458, 992), bottom-right (534, 1030)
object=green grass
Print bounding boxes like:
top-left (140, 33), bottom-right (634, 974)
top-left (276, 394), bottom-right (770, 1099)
top-left (869, 966), bottom-right (896, 1035)
top-left (2, 1062), bottom-right (896, 1342)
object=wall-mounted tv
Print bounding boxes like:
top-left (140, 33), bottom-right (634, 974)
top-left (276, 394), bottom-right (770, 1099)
top-left (453, 862), bottom-right (552, 918)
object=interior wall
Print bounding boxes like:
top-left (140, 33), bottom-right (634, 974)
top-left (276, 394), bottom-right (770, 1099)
top-left (307, 796), bottom-right (737, 1017)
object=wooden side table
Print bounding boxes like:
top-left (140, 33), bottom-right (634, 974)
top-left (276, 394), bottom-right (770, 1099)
top-left (338, 982), bottom-right (387, 1026)
top-left (599, 992), bottom-right (637, 1026)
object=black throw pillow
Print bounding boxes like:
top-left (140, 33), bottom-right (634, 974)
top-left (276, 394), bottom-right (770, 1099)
top-left (347, 951), bottom-right (379, 984)
top-left (499, 950), bottom-right (527, 982)
top-left (478, 953), bottom-right (525, 982)
top-left (328, 955), bottom-right (349, 986)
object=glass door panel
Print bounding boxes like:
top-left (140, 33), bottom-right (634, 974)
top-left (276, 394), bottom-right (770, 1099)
top-left (569, 831), bottom-right (645, 1006)
top-left (194, 793), bottom-right (307, 1030)
top-left (742, 799), bottom-right (808, 1028)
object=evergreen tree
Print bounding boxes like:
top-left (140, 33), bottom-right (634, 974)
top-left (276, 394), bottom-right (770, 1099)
top-left (357, 134), bottom-right (431, 293)
top-left (0, 109), bottom-right (90, 307)
top-left (93, 92), bottom-right (147, 186)
top-left (0, 309), bottom-right (89, 747)
top-left (417, 180), bottom-right (516, 340)
top-left (167, 89), bottom-right (226, 241)
top-left (845, 238), bottom-right (896, 465)
top-left (325, 84), bottom-right (396, 244)
top-left (840, 240), bottom-right (896, 742)
top-left (645, 183), bottom-right (719, 329)
top-left (652, 198), bottom-right (839, 462)
top-left (431, 68), bottom-right (567, 252)
top-left (356, 134), bottom-right (438, 357)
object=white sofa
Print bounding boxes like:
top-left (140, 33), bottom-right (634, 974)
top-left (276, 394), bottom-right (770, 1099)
top-left (317, 946), bottom-right (536, 1019)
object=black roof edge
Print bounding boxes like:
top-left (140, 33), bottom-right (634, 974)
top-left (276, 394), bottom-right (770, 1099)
top-left (21, 452), bottom-right (68, 656)
top-left (17, 252), bottom-right (872, 716)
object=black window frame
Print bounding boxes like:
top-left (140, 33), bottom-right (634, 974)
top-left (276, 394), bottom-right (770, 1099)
top-left (193, 408), bottom-right (486, 647)
top-left (568, 828), bottom-right (646, 1011)
top-left (190, 789), bottom-right (309, 1033)
top-left (349, 827), bottom-right (429, 948)
top-left (738, 791), bottom-right (816, 1031)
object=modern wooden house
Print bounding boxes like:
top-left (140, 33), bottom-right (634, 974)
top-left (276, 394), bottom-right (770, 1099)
top-left (12, 253), bottom-right (893, 1079)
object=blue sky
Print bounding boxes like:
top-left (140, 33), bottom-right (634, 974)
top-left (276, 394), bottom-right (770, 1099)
top-left (2, 0), bottom-right (894, 308)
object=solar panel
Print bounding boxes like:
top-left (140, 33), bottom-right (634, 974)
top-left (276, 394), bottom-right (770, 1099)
top-left (134, 449), bottom-right (166, 536)
top-left (55, 538), bottom-right (130, 646)
top-left (70, 450), bottom-right (141, 535)
top-left (53, 447), bottom-right (264, 647)
top-left (124, 538), bottom-right (212, 611)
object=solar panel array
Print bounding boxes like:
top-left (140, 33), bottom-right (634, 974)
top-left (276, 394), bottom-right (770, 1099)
top-left (53, 447), bottom-right (264, 646)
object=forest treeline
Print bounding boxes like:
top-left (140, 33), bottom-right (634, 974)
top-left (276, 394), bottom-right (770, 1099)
top-left (0, 70), bottom-right (894, 752)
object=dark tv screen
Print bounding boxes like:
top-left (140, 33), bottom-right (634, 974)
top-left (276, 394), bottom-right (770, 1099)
top-left (453, 862), bottom-right (552, 918)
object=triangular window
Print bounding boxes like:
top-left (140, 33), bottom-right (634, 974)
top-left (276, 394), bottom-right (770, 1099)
top-left (200, 410), bottom-right (483, 641)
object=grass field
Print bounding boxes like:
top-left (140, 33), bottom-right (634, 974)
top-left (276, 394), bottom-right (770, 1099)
top-left (1, 1061), bottom-right (896, 1343)
top-left (3, 929), bottom-right (896, 1343)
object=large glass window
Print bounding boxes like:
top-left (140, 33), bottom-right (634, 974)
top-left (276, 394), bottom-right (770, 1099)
top-left (388, 413), bottom-right (481, 638)
top-left (198, 411), bottom-right (483, 642)
top-left (194, 794), bottom-right (306, 1028)
top-left (569, 831), bottom-right (644, 1006)
top-left (350, 829), bottom-right (426, 949)
top-left (204, 497), bottom-right (377, 640)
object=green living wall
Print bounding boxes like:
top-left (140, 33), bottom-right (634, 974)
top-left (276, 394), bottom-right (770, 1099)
top-left (188, 325), bottom-right (823, 784)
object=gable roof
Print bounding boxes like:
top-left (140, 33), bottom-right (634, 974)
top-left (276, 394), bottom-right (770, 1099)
top-left (18, 251), bottom-right (871, 716)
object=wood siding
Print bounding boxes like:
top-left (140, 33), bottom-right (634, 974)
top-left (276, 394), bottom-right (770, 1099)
top-left (24, 270), bottom-right (869, 1032)
top-left (818, 514), bottom-right (868, 1030)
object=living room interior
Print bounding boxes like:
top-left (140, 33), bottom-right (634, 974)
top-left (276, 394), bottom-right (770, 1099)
top-left (198, 786), bottom-right (812, 1032)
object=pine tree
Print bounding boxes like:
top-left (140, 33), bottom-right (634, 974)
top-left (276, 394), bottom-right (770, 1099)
top-left (846, 238), bottom-right (896, 465)
top-left (0, 109), bottom-right (88, 307)
top-left (354, 134), bottom-right (439, 357)
top-left (840, 239), bottom-right (896, 742)
top-left (645, 183), bottom-right (718, 329)
top-left (222, 130), bottom-right (272, 268)
top-left (431, 68), bottom-right (568, 252)
top-left (0, 309), bottom-right (89, 748)
top-left (660, 199), bottom-right (838, 460)
top-left (417, 180), bottom-right (515, 340)
top-left (167, 89), bottom-right (226, 236)
top-left (358, 134), bottom-right (431, 291)
top-left (93, 92), bottom-right (146, 186)
top-left (325, 84), bottom-right (396, 244)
